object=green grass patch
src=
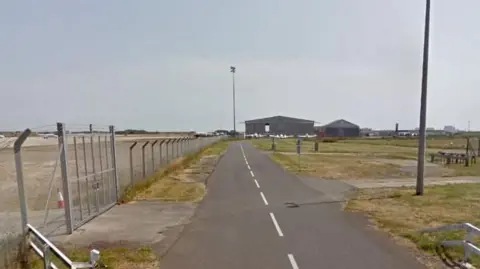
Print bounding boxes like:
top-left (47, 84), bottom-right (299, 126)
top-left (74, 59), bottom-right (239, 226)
top-left (30, 247), bottom-right (158, 269)
top-left (346, 184), bottom-right (480, 266)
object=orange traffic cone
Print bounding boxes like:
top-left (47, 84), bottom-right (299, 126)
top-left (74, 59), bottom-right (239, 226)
top-left (57, 188), bottom-right (65, 208)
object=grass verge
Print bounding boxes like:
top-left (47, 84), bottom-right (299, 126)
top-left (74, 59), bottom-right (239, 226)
top-left (250, 137), bottom-right (470, 154)
top-left (270, 152), bottom-right (414, 179)
top-left (30, 247), bottom-right (158, 269)
top-left (346, 184), bottom-right (480, 267)
top-left (443, 162), bottom-right (480, 177)
top-left (121, 140), bottom-right (230, 203)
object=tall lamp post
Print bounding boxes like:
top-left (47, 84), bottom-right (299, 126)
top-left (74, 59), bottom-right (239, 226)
top-left (230, 66), bottom-right (236, 136)
top-left (416, 0), bottom-right (431, 196)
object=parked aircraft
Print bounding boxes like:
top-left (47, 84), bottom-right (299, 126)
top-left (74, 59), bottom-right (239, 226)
top-left (39, 133), bottom-right (58, 139)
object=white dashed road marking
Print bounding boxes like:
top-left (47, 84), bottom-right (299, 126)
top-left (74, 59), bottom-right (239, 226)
top-left (288, 254), bottom-right (299, 269)
top-left (269, 212), bottom-right (284, 237)
top-left (260, 192), bottom-right (269, 205)
top-left (241, 143), bottom-right (298, 267)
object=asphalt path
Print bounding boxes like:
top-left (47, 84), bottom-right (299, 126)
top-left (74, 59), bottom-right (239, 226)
top-left (160, 142), bottom-right (426, 269)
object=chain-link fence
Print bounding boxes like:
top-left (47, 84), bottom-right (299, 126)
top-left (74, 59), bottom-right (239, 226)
top-left (1, 122), bottom-right (223, 268)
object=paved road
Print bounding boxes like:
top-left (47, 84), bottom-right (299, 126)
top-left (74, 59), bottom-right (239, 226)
top-left (160, 142), bottom-right (425, 269)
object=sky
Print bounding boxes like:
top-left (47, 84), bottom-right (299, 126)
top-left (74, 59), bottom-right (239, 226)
top-left (1, 0), bottom-right (480, 132)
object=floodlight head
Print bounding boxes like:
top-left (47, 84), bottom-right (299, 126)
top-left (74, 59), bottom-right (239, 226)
top-left (230, 66), bottom-right (236, 73)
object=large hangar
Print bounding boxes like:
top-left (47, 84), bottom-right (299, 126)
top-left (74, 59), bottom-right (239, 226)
top-left (317, 119), bottom-right (360, 137)
top-left (244, 115), bottom-right (315, 135)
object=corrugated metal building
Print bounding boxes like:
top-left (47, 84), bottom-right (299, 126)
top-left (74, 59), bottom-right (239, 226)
top-left (245, 115), bottom-right (315, 135)
top-left (317, 119), bottom-right (360, 137)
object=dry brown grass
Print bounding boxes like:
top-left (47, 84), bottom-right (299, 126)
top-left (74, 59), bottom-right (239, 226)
top-left (133, 141), bottom-right (230, 202)
top-left (250, 137), bottom-right (474, 154)
top-left (346, 184), bottom-right (480, 266)
top-left (341, 136), bottom-right (475, 150)
top-left (135, 178), bottom-right (206, 202)
top-left (122, 140), bottom-right (230, 202)
top-left (271, 153), bottom-right (415, 179)
top-left (30, 247), bottom-right (158, 269)
top-left (255, 137), bottom-right (480, 178)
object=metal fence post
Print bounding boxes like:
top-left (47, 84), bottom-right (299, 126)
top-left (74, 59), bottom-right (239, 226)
top-left (109, 126), bottom-right (120, 202)
top-left (73, 137), bottom-right (83, 221)
top-left (151, 140), bottom-right (158, 172)
top-left (97, 136), bottom-right (106, 206)
top-left (57, 123), bottom-right (74, 234)
top-left (14, 129), bottom-right (31, 238)
top-left (171, 139), bottom-right (176, 159)
top-left (177, 137), bottom-right (182, 158)
top-left (175, 138), bottom-right (180, 159)
top-left (129, 142), bottom-right (138, 187)
top-left (165, 139), bottom-right (171, 163)
top-left (81, 136), bottom-right (91, 215)
top-left (183, 138), bottom-right (187, 155)
top-left (142, 141), bottom-right (149, 178)
top-left (89, 124), bottom-right (99, 213)
top-left (159, 140), bottom-right (165, 167)
top-left (180, 138), bottom-right (185, 156)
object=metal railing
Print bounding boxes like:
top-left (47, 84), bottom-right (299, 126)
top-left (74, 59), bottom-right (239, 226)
top-left (420, 222), bottom-right (480, 268)
top-left (27, 224), bottom-right (100, 269)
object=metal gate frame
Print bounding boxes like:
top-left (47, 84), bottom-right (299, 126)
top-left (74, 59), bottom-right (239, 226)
top-left (56, 123), bottom-right (119, 234)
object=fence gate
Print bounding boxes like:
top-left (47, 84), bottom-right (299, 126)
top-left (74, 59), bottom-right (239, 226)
top-left (58, 123), bottom-right (119, 233)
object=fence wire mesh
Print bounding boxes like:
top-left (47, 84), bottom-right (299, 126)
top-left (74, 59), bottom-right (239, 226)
top-left (3, 123), bottom-right (223, 268)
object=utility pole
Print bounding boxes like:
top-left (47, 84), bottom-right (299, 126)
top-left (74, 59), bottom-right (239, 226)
top-left (416, 0), bottom-right (431, 196)
top-left (230, 66), bottom-right (236, 136)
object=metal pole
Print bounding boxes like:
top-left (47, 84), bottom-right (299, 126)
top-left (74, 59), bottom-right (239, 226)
top-left (81, 136), bottom-right (91, 215)
top-left (73, 137), bottom-right (83, 221)
top-left (166, 139), bottom-right (170, 163)
top-left (151, 140), bottom-right (158, 172)
top-left (14, 129), bottom-right (31, 235)
top-left (13, 129), bottom-right (31, 268)
top-left (129, 142), bottom-right (138, 187)
top-left (231, 66), bottom-right (236, 136)
top-left (57, 123), bottom-right (74, 234)
top-left (89, 124), bottom-right (99, 212)
top-left (142, 141), bottom-right (149, 178)
top-left (416, 0), bottom-right (431, 196)
top-left (176, 138), bottom-right (180, 158)
top-left (159, 140), bottom-right (165, 167)
top-left (97, 136), bottom-right (106, 206)
top-left (109, 126), bottom-right (120, 202)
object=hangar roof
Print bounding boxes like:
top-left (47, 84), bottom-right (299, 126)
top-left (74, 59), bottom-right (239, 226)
top-left (244, 115), bottom-right (314, 124)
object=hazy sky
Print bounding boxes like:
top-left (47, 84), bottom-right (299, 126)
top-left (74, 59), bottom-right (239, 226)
top-left (1, 0), bottom-right (480, 132)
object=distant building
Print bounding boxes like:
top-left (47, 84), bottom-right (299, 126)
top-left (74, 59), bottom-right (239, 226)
top-left (444, 125), bottom-right (457, 133)
top-left (316, 119), bottom-right (360, 137)
top-left (244, 115), bottom-right (315, 135)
